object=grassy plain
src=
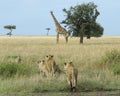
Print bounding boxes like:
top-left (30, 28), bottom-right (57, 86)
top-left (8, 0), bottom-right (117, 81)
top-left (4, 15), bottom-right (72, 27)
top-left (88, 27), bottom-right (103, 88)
top-left (0, 35), bottom-right (120, 95)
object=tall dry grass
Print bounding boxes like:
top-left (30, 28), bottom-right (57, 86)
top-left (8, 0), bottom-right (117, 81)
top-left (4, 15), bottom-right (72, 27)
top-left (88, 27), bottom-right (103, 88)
top-left (0, 35), bottom-right (120, 92)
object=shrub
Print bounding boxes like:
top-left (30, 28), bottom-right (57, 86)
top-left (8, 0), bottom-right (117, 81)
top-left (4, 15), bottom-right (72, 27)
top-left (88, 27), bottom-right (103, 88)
top-left (102, 49), bottom-right (120, 75)
top-left (0, 62), bottom-right (32, 78)
top-left (113, 65), bottom-right (120, 75)
top-left (104, 49), bottom-right (120, 64)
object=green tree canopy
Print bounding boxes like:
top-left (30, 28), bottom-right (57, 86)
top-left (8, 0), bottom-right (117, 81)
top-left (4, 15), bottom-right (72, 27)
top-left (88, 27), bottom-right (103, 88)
top-left (4, 25), bottom-right (16, 36)
top-left (62, 2), bottom-right (104, 43)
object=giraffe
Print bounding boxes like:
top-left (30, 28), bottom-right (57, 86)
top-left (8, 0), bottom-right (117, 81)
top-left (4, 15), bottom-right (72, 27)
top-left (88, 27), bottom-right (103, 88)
top-left (50, 11), bottom-right (69, 43)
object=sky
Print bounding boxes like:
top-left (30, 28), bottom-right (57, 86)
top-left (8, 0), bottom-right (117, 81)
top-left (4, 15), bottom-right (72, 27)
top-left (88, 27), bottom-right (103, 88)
top-left (0, 0), bottom-right (120, 35)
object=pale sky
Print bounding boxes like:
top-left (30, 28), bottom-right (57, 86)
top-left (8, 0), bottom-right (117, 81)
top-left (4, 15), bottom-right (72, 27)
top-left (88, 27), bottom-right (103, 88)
top-left (0, 0), bottom-right (120, 35)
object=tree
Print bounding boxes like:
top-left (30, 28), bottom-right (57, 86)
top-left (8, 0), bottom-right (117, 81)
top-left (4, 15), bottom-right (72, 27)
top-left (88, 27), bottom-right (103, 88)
top-left (62, 2), bottom-right (104, 44)
top-left (46, 28), bottom-right (50, 36)
top-left (4, 25), bottom-right (16, 36)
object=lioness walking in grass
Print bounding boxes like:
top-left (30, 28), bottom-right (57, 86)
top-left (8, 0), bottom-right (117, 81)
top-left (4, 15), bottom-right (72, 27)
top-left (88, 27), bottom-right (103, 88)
top-left (64, 62), bottom-right (78, 92)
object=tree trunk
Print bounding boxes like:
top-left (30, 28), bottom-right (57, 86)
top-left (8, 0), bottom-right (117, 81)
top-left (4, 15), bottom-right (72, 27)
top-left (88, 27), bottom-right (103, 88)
top-left (79, 24), bottom-right (85, 44)
top-left (80, 35), bottom-right (83, 44)
top-left (9, 29), bottom-right (12, 37)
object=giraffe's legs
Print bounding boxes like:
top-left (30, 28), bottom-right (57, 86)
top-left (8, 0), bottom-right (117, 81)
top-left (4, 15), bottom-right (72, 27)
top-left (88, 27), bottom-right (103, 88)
top-left (56, 33), bottom-right (59, 43)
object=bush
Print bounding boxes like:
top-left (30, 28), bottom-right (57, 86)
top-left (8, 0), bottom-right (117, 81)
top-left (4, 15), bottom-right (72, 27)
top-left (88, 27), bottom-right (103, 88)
top-left (0, 62), bottom-right (32, 78)
top-left (102, 49), bottom-right (120, 75)
top-left (104, 49), bottom-right (120, 64)
top-left (113, 65), bottom-right (120, 75)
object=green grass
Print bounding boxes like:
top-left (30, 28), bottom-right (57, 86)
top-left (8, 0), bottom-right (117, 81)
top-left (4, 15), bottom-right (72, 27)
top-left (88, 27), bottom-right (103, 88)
top-left (0, 62), bottom-right (34, 78)
top-left (0, 35), bottom-right (120, 94)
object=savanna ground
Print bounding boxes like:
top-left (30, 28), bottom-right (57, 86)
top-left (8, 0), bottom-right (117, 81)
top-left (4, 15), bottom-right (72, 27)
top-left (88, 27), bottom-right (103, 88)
top-left (0, 35), bottom-right (120, 96)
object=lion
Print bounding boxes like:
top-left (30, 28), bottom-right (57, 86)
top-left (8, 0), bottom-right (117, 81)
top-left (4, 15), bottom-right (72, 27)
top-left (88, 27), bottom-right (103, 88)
top-left (64, 62), bottom-right (78, 92)
top-left (15, 56), bottom-right (22, 63)
top-left (37, 60), bottom-right (48, 77)
top-left (45, 55), bottom-right (57, 76)
top-left (8, 55), bottom-right (22, 63)
top-left (45, 55), bottom-right (62, 77)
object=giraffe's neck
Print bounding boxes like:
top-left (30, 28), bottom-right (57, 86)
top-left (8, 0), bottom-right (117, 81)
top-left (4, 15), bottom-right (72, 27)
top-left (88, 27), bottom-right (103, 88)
top-left (50, 12), bottom-right (62, 29)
